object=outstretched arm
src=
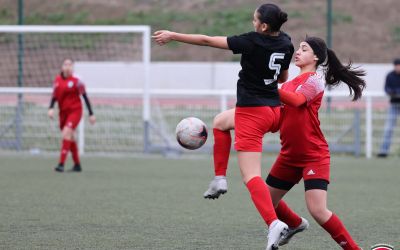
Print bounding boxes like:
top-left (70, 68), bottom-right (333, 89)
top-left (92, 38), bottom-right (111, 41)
top-left (152, 30), bottom-right (229, 49)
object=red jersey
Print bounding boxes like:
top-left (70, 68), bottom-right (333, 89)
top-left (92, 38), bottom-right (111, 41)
top-left (52, 74), bottom-right (86, 113)
top-left (279, 72), bottom-right (329, 163)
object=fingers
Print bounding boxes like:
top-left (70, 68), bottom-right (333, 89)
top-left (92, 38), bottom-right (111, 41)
top-left (153, 30), bottom-right (165, 36)
top-left (152, 30), bottom-right (170, 46)
top-left (152, 36), bottom-right (165, 45)
top-left (153, 39), bottom-right (166, 46)
top-left (151, 30), bottom-right (164, 40)
top-left (155, 40), bottom-right (166, 46)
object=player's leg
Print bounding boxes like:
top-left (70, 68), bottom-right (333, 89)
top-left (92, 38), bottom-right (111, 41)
top-left (378, 104), bottom-right (398, 157)
top-left (235, 107), bottom-right (287, 250)
top-left (204, 108), bottom-right (235, 199)
top-left (266, 160), bottom-right (308, 246)
top-left (69, 133), bottom-right (82, 172)
top-left (55, 125), bottom-right (74, 172)
top-left (304, 162), bottom-right (360, 250)
top-left (213, 108), bottom-right (235, 176)
top-left (305, 188), bottom-right (360, 250)
top-left (239, 152), bottom-right (287, 250)
top-left (67, 110), bottom-right (83, 172)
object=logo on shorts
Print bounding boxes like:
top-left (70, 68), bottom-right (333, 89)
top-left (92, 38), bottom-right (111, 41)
top-left (371, 244), bottom-right (394, 250)
top-left (307, 169), bottom-right (315, 176)
top-left (68, 81), bottom-right (74, 88)
top-left (67, 122), bottom-right (73, 127)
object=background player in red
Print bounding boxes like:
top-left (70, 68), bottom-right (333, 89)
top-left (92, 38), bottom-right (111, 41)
top-left (48, 58), bottom-right (96, 172)
top-left (154, 3), bottom-right (294, 249)
top-left (265, 37), bottom-right (365, 249)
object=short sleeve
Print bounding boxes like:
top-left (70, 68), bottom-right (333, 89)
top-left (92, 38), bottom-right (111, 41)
top-left (296, 74), bottom-right (325, 104)
top-left (227, 32), bottom-right (255, 54)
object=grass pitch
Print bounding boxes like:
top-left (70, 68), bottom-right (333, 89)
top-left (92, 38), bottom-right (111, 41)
top-left (0, 155), bottom-right (399, 249)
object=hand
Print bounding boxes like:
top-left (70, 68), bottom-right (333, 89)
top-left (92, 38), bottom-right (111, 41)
top-left (152, 30), bottom-right (174, 46)
top-left (48, 109), bottom-right (54, 119)
top-left (89, 115), bottom-right (96, 125)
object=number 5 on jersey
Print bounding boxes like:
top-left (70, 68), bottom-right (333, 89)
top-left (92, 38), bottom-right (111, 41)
top-left (264, 52), bottom-right (285, 85)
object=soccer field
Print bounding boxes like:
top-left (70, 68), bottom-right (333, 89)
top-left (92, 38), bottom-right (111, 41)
top-left (0, 155), bottom-right (399, 250)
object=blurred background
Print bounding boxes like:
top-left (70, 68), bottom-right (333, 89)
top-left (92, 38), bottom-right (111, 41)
top-left (0, 0), bottom-right (399, 62)
top-left (0, 2), bottom-right (399, 250)
top-left (0, 0), bottom-right (399, 157)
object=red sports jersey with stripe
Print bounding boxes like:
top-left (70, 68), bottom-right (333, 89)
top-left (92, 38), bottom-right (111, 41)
top-left (279, 72), bottom-right (329, 163)
top-left (52, 75), bottom-right (86, 112)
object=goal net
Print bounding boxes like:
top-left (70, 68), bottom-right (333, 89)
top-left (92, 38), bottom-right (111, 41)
top-left (0, 25), bottom-right (152, 154)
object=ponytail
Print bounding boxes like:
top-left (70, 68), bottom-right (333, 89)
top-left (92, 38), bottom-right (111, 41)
top-left (324, 49), bottom-right (366, 101)
top-left (305, 36), bottom-right (366, 101)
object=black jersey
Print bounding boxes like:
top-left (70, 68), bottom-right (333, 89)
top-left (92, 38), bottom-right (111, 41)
top-left (227, 31), bottom-right (294, 107)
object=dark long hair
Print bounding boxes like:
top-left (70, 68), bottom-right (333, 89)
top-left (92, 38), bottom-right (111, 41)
top-left (257, 3), bottom-right (288, 32)
top-left (60, 58), bottom-right (74, 79)
top-left (305, 37), bottom-right (366, 101)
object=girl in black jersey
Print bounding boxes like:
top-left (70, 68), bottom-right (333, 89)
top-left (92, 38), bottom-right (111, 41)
top-left (153, 4), bottom-right (293, 249)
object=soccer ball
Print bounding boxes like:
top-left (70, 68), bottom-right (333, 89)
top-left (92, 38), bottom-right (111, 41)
top-left (176, 117), bottom-right (208, 150)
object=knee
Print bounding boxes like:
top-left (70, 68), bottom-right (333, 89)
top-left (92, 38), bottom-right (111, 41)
top-left (307, 204), bottom-right (331, 223)
top-left (62, 128), bottom-right (73, 140)
top-left (213, 110), bottom-right (234, 131)
top-left (213, 113), bottom-right (226, 130)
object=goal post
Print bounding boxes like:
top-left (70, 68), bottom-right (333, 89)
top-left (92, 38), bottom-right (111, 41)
top-left (0, 25), bottom-right (151, 153)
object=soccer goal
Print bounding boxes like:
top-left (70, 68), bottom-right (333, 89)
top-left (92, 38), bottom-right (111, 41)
top-left (0, 25), bottom-right (157, 155)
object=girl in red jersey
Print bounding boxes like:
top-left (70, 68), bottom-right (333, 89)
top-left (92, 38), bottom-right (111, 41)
top-left (154, 3), bottom-right (294, 249)
top-left (48, 59), bottom-right (96, 172)
top-left (265, 37), bottom-right (365, 250)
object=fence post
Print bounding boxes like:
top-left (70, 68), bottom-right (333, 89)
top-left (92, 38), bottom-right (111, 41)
top-left (78, 117), bottom-right (85, 155)
top-left (354, 109), bottom-right (361, 157)
top-left (220, 92), bottom-right (228, 112)
top-left (365, 95), bottom-right (372, 158)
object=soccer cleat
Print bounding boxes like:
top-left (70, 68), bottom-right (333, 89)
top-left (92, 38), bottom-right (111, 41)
top-left (54, 164), bottom-right (64, 172)
top-left (278, 217), bottom-right (309, 246)
top-left (266, 220), bottom-right (288, 250)
top-left (68, 164), bottom-right (82, 172)
top-left (203, 176), bottom-right (227, 199)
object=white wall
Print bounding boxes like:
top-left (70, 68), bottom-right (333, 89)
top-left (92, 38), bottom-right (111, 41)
top-left (76, 62), bottom-right (392, 93)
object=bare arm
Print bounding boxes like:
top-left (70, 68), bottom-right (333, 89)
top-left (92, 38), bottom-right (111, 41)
top-left (152, 30), bottom-right (229, 50)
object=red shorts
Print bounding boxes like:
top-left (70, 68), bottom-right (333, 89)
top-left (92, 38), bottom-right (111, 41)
top-left (59, 109), bottom-right (82, 130)
top-left (269, 155), bottom-right (330, 183)
top-left (234, 106), bottom-right (280, 152)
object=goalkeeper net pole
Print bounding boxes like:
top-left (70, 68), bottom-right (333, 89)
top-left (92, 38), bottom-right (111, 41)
top-left (0, 25), bottom-right (151, 154)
